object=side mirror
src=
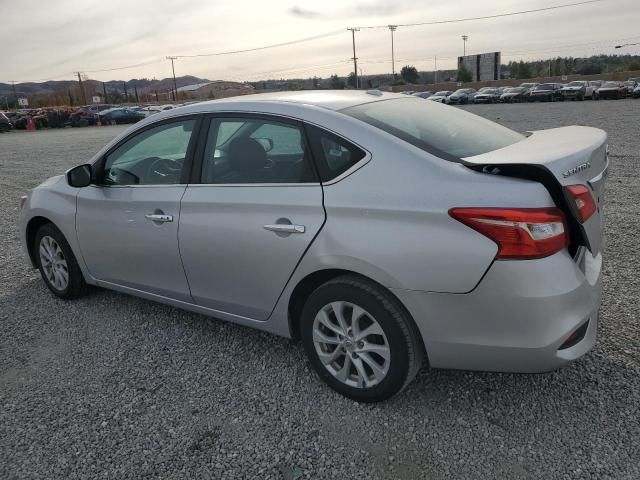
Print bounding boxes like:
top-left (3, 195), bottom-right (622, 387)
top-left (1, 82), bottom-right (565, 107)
top-left (253, 137), bottom-right (274, 153)
top-left (66, 164), bottom-right (92, 188)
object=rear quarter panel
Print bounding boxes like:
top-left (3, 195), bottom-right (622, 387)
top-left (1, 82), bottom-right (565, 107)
top-left (285, 118), bottom-right (557, 293)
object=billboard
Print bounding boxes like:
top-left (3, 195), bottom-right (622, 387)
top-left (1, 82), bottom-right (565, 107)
top-left (458, 52), bottom-right (501, 81)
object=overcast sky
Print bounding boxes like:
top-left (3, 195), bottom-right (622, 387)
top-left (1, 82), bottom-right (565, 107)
top-left (1, 0), bottom-right (639, 83)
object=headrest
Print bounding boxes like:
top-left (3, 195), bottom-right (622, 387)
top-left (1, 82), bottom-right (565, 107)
top-left (227, 137), bottom-right (267, 173)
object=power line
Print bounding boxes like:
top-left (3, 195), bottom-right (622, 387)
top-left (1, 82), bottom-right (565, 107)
top-left (356, 0), bottom-right (604, 29)
top-left (172, 29), bottom-right (344, 59)
top-left (82, 58), bottom-right (164, 73)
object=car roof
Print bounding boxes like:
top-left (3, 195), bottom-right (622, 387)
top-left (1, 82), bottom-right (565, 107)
top-left (190, 90), bottom-right (403, 112)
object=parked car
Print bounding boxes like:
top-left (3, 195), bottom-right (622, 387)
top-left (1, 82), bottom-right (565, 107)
top-left (623, 81), bottom-right (637, 96)
top-left (519, 82), bottom-right (539, 90)
top-left (412, 91), bottom-right (433, 99)
top-left (517, 82), bottom-right (539, 100)
top-left (528, 83), bottom-right (564, 102)
top-left (0, 112), bottom-right (12, 132)
top-left (19, 91), bottom-right (607, 402)
top-left (428, 91), bottom-right (453, 103)
top-left (98, 107), bottom-right (145, 124)
top-left (446, 88), bottom-right (476, 105)
top-left (82, 104), bottom-right (114, 115)
top-left (588, 81), bottom-right (603, 100)
top-left (561, 81), bottom-right (591, 101)
top-left (597, 81), bottom-right (627, 99)
top-left (499, 87), bottom-right (527, 103)
top-left (473, 88), bottom-right (502, 104)
top-left (633, 85), bottom-right (640, 98)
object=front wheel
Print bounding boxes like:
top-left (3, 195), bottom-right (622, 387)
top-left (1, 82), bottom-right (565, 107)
top-left (301, 275), bottom-right (424, 402)
top-left (34, 223), bottom-right (89, 299)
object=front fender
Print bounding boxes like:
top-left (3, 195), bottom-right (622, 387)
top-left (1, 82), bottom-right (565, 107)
top-left (19, 177), bottom-right (91, 281)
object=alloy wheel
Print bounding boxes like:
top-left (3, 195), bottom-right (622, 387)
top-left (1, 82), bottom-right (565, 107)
top-left (312, 301), bottom-right (390, 388)
top-left (39, 235), bottom-right (69, 291)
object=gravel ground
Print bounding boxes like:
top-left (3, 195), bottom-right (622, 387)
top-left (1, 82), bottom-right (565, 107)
top-left (1, 101), bottom-right (639, 479)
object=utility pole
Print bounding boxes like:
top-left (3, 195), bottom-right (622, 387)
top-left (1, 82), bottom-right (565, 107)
top-left (134, 85), bottom-right (139, 103)
top-left (9, 81), bottom-right (17, 109)
top-left (462, 35), bottom-right (468, 57)
top-left (123, 81), bottom-right (128, 102)
top-left (434, 56), bottom-right (438, 84)
top-left (166, 56), bottom-right (178, 102)
top-left (389, 25), bottom-right (397, 80)
top-left (347, 28), bottom-right (359, 89)
top-left (102, 82), bottom-right (108, 103)
top-left (76, 72), bottom-right (87, 105)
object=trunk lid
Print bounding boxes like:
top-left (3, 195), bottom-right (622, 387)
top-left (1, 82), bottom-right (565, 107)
top-left (462, 126), bottom-right (608, 254)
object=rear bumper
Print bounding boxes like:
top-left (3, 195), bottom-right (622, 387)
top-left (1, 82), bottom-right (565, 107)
top-left (392, 248), bottom-right (602, 373)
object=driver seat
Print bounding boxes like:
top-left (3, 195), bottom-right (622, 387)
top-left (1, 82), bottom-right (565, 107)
top-left (216, 137), bottom-right (274, 183)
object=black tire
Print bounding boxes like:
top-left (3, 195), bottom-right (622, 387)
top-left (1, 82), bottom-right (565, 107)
top-left (34, 223), bottom-right (89, 299)
top-left (300, 275), bottom-right (424, 402)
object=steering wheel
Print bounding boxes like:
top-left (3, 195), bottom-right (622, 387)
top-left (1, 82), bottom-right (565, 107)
top-left (147, 157), bottom-right (183, 182)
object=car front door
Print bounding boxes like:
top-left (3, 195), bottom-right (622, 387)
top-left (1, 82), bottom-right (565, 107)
top-left (179, 114), bottom-right (325, 320)
top-left (76, 116), bottom-right (200, 302)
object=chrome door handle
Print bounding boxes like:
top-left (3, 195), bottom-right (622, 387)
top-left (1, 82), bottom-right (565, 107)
top-left (145, 213), bottom-right (173, 223)
top-left (263, 224), bottom-right (305, 234)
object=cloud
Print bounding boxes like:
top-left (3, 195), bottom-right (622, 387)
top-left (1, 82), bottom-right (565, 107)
top-left (289, 6), bottom-right (320, 18)
top-left (289, 1), bottom-right (404, 20)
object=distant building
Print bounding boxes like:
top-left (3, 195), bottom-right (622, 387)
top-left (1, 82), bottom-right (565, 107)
top-left (176, 80), bottom-right (254, 99)
top-left (458, 52), bottom-right (502, 81)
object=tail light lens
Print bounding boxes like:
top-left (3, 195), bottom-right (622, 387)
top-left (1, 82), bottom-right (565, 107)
top-left (449, 207), bottom-right (569, 260)
top-left (564, 184), bottom-right (596, 223)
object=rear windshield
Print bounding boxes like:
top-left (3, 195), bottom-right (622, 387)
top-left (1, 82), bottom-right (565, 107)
top-left (342, 98), bottom-right (523, 159)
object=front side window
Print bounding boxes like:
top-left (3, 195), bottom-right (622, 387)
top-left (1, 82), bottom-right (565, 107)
top-left (342, 98), bottom-right (523, 159)
top-left (201, 117), bottom-right (317, 184)
top-left (102, 119), bottom-right (195, 185)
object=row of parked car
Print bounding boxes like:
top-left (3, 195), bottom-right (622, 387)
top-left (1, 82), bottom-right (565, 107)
top-left (407, 79), bottom-right (640, 104)
top-left (0, 102), bottom-right (202, 131)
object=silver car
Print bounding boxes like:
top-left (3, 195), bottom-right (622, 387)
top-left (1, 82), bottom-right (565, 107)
top-left (19, 91), bottom-right (607, 402)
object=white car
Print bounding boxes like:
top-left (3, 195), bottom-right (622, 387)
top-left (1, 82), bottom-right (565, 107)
top-left (19, 91), bottom-right (607, 402)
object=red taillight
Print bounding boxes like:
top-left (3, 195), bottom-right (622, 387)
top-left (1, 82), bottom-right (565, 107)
top-left (449, 207), bottom-right (569, 260)
top-left (564, 184), bottom-right (596, 223)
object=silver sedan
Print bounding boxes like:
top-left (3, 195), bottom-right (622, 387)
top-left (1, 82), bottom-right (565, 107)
top-left (19, 91), bottom-right (607, 402)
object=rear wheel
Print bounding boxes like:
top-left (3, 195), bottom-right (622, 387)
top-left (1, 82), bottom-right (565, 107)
top-left (34, 223), bottom-right (89, 299)
top-left (300, 275), bottom-right (424, 402)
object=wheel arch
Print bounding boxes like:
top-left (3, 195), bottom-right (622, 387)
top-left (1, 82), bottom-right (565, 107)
top-left (25, 215), bottom-right (54, 267)
top-left (287, 268), bottom-right (427, 358)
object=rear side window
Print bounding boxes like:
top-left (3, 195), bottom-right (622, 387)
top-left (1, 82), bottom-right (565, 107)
top-left (305, 125), bottom-right (366, 182)
top-left (342, 98), bottom-right (523, 159)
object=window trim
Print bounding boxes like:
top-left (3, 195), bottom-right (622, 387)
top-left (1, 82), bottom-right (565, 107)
top-left (303, 122), bottom-right (371, 185)
top-left (190, 112), bottom-right (322, 186)
top-left (92, 113), bottom-right (203, 188)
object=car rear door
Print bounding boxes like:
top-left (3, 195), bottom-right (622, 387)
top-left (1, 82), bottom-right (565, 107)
top-left (179, 114), bottom-right (325, 321)
top-left (76, 116), bottom-right (201, 302)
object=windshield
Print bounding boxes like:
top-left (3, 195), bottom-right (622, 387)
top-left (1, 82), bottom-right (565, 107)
top-left (536, 84), bottom-right (555, 90)
top-left (480, 89), bottom-right (497, 94)
top-left (453, 89), bottom-right (469, 94)
top-left (434, 91), bottom-right (449, 95)
top-left (567, 81), bottom-right (585, 86)
top-left (342, 98), bottom-right (523, 159)
top-left (520, 83), bottom-right (536, 88)
top-left (602, 82), bottom-right (618, 87)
